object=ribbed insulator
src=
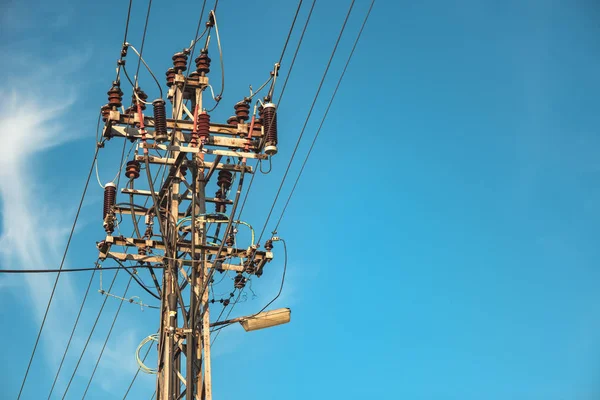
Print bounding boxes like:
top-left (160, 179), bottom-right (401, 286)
top-left (125, 160), bottom-right (140, 179)
top-left (101, 104), bottom-right (111, 122)
top-left (225, 233), bottom-right (234, 246)
top-left (234, 273), bottom-right (246, 289)
top-left (166, 68), bottom-right (176, 87)
top-left (133, 88), bottom-right (148, 111)
top-left (262, 103), bottom-right (278, 155)
top-left (217, 170), bottom-right (233, 190)
top-left (264, 239), bottom-right (273, 251)
top-left (107, 84), bottom-right (123, 108)
top-left (103, 183), bottom-right (116, 219)
top-left (172, 52), bottom-right (188, 73)
top-left (234, 101), bottom-right (250, 122)
top-left (197, 112), bottom-right (210, 142)
top-left (153, 99), bottom-right (168, 143)
top-left (253, 117), bottom-right (263, 129)
top-left (195, 50), bottom-right (211, 74)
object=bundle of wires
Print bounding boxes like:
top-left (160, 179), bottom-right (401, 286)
top-left (136, 334), bottom-right (159, 374)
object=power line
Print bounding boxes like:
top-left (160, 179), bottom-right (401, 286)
top-left (273, 0), bottom-right (375, 232)
top-left (81, 276), bottom-right (134, 398)
top-left (16, 142), bottom-right (102, 400)
top-left (255, 0), bottom-right (356, 245)
top-left (46, 269), bottom-right (96, 399)
top-left (234, 0), bottom-right (316, 225)
top-left (0, 265), bottom-right (165, 274)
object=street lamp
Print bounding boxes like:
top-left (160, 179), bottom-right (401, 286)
top-left (210, 308), bottom-right (291, 332)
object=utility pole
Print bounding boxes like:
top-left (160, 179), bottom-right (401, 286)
top-left (96, 22), bottom-right (280, 398)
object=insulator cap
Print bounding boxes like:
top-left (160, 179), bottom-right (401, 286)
top-left (125, 160), bottom-right (140, 179)
top-left (264, 239), bottom-right (273, 251)
top-left (166, 68), bottom-right (176, 87)
top-left (172, 52), bottom-right (188, 72)
top-left (234, 101), bottom-right (250, 122)
top-left (227, 116), bottom-right (239, 126)
top-left (153, 99), bottom-right (168, 143)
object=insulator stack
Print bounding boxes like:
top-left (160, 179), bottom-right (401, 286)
top-left (107, 83), bottom-right (123, 109)
top-left (244, 261), bottom-right (255, 274)
top-left (101, 104), bottom-right (110, 122)
top-left (264, 239), bottom-right (273, 251)
top-left (253, 117), bottom-right (263, 129)
top-left (125, 160), bottom-right (140, 179)
top-left (227, 116), bottom-right (238, 126)
top-left (153, 99), bottom-right (168, 143)
top-left (215, 189), bottom-right (226, 213)
top-left (217, 170), bottom-right (233, 190)
top-left (133, 88), bottom-right (148, 111)
top-left (166, 68), bottom-right (176, 87)
top-left (197, 112), bottom-right (210, 144)
top-left (234, 273), bottom-right (246, 289)
top-left (195, 50), bottom-right (211, 74)
top-left (172, 52), bottom-right (188, 73)
top-left (234, 101), bottom-right (250, 122)
top-left (225, 233), bottom-right (234, 246)
top-left (262, 103), bottom-right (278, 155)
top-left (103, 183), bottom-right (116, 219)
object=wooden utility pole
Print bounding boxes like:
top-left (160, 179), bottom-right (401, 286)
top-left (97, 44), bottom-right (277, 399)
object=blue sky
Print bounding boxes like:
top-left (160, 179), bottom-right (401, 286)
top-left (1, 0), bottom-right (600, 399)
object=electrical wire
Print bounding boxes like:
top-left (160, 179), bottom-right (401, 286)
top-left (256, 0), bottom-right (356, 245)
top-left (233, 0), bottom-right (315, 228)
top-left (81, 276), bottom-right (134, 399)
top-left (0, 265), bottom-right (165, 274)
top-left (46, 269), bottom-right (97, 399)
top-left (274, 0), bottom-right (375, 232)
top-left (122, 339), bottom-right (153, 399)
top-left (60, 269), bottom-right (121, 399)
top-left (16, 142), bottom-right (102, 400)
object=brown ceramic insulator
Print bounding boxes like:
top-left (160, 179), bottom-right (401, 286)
top-left (253, 117), bottom-right (263, 129)
top-left (234, 101), bottom-right (250, 121)
top-left (195, 50), bottom-right (211, 74)
top-left (103, 183), bottom-right (116, 219)
top-left (262, 103), bottom-right (278, 155)
top-left (227, 116), bottom-right (239, 126)
top-left (197, 112), bottom-right (210, 142)
top-left (234, 273), bottom-right (246, 289)
top-left (101, 104), bottom-right (111, 122)
top-left (214, 189), bottom-right (227, 213)
top-left (264, 239), bottom-right (273, 251)
top-left (217, 170), bottom-right (233, 190)
top-left (225, 233), bottom-right (234, 246)
top-left (125, 160), bottom-right (140, 179)
top-left (166, 68), bottom-right (176, 87)
top-left (172, 52), bottom-right (188, 72)
top-left (107, 84), bottom-right (123, 108)
top-left (153, 99), bottom-right (168, 143)
top-left (133, 88), bottom-right (148, 111)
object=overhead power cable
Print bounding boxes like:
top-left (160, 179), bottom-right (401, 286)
top-left (16, 142), bottom-right (102, 400)
top-left (273, 0), bottom-right (375, 232)
top-left (0, 265), bottom-right (166, 274)
top-left (234, 0), bottom-right (315, 225)
top-left (256, 0), bottom-right (356, 245)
